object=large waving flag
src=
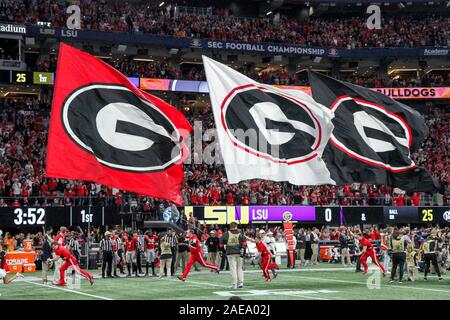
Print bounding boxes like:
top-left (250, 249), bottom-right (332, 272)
top-left (309, 71), bottom-right (437, 192)
top-left (203, 56), bottom-right (335, 185)
top-left (46, 43), bottom-right (191, 204)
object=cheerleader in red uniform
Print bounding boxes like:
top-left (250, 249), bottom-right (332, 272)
top-left (246, 234), bottom-right (279, 282)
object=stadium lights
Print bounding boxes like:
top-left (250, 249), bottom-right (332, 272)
top-left (266, 11), bottom-right (273, 16)
top-left (159, 2), bottom-right (165, 7)
top-left (447, 1), bottom-right (450, 7)
top-left (133, 58), bottom-right (155, 62)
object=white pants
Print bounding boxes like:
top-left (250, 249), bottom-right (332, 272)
top-left (53, 256), bottom-right (63, 283)
top-left (145, 249), bottom-right (155, 263)
top-left (126, 251), bottom-right (136, 264)
top-left (228, 254), bottom-right (244, 288)
top-left (383, 251), bottom-right (390, 272)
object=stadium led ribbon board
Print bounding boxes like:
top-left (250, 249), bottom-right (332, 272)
top-left (0, 206), bottom-right (124, 228)
top-left (185, 206), bottom-right (342, 225)
top-left (1, 70), bottom-right (449, 100)
top-left (140, 78), bottom-right (450, 99)
top-left (186, 206), bottom-right (450, 226)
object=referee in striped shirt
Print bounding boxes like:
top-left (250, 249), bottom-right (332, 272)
top-left (162, 230), bottom-right (178, 275)
top-left (100, 232), bottom-right (114, 278)
top-left (68, 233), bottom-right (81, 261)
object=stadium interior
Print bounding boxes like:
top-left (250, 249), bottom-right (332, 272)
top-left (0, 0), bottom-right (449, 301)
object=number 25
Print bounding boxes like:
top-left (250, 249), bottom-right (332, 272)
top-left (422, 209), bottom-right (433, 221)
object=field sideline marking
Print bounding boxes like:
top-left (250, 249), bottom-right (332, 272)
top-left (166, 278), bottom-right (229, 288)
top-left (22, 280), bottom-right (115, 300)
top-left (279, 273), bottom-right (450, 295)
top-left (167, 278), bottom-right (332, 300)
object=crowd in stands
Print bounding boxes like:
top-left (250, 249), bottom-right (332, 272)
top-left (0, 97), bottom-right (448, 212)
top-left (1, 1), bottom-right (449, 48)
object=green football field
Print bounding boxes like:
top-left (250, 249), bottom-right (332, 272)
top-left (1, 263), bottom-right (450, 300)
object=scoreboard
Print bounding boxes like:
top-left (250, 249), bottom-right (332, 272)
top-left (0, 70), bottom-right (54, 85)
top-left (186, 205), bottom-right (450, 226)
top-left (186, 205), bottom-right (342, 226)
top-left (0, 206), bottom-right (122, 228)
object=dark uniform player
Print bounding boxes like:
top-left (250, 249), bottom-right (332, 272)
top-left (423, 230), bottom-right (443, 281)
top-left (177, 229), bottom-right (219, 281)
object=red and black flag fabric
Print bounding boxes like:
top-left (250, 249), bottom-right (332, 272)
top-left (309, 71), bottom-right (438, 192)
top-left (46, 43), bottom-right (192, 204)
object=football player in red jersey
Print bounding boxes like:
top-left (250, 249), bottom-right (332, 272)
top-left (177, 229), bottom-right (219, 281)
top-left (125, 232), bottom-right (140, 277)
top-left (246, 235), bottom-right (279, 282)
top-left (144, 230), bottom-right (159, 276)
top-left (46, 227), bottom-right (69, 284)
top-left (49, 242), bottom-right (94, 286)
top-left (356, 231), bottom-right (386, 276)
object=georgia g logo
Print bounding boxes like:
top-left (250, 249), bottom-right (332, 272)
top-left (330, 96), bottom-right (415, 172)
top-left (61, 84), bottom-right (182, 172)
top-left (221, 84), bottom-right (322, 164)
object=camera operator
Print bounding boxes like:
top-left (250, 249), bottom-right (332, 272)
top-left (221, 222), bottom-right (246, 289)
top-left (389, 229), bottom-right (410, 283)
top-left (423, 229), bottom-right (443, 281)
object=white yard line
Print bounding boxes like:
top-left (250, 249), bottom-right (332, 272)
top-left (186, 266), bottom-right (375, 277)
top-left (22, 280), bottom-right (114, 300)
top-left (166, 277), bottom-right (230, 288)
top-left (283, 294), bottom-right (331, 300)
top-left (279, 273), bottom-right (450, 295)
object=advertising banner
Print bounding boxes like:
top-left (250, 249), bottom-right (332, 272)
top-left (5, 252), bottom-right (36, 266)
top-left (245, 206), bottom-right (316, 222)
top-left (138, 78), bottom-right (450, 99)
top-left (26, 25), bottom-right (450, 58)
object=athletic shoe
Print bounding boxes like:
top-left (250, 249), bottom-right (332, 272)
top-left (439, 277), bottom-right (443, 281)
top-left (230, 285), bottom-right (237, 289)
top-left (215, 269), bottom-right (220, 274)
top-left (273, 272), bottom-right (278, 279)
top-left (89, 278), bottom-right (94, 286)
top-left (424, 277), bottom-right (428, 281)
top-left (55, 282), bottom-right (68, 286)
top-left (389, 280), bottom-right (395, 283)
top-left (177, 276), bottom-right (185, 282)
top-left (237, 285), bottom-right (243, 289)
top-left (398, 281), bottom-right (403, 284)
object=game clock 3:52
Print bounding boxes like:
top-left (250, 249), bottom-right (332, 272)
top-left (14, 207), bottom-right (46, 226)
